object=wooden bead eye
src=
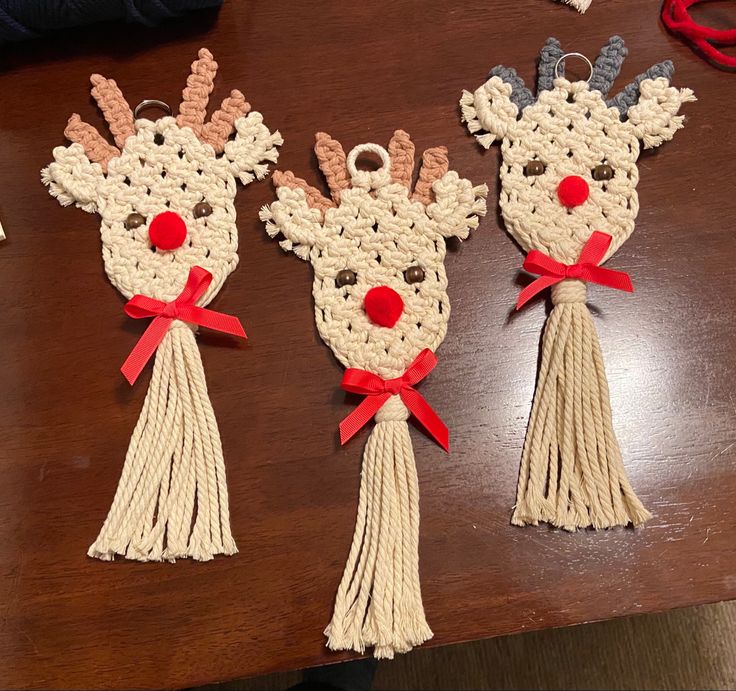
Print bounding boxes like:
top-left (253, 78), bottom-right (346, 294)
top-left (193, 201), bottom-right (213, 219)
top-left (592, 163), bottom-right (614, 181)
top-left (336, 269), bottom-right (357, 287)
top-left (525, 160), bottom-right (546, 176)
top-left (125, 212), bottom-right (146, 229)
top-left (404, 266), bottom-right (425, 284)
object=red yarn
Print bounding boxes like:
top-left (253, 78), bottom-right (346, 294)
top-left (364, 286), bottom-right (404, 328)
top-left (148, 211), bottom-right (187, 250)
top-left (557, 175), bottom-right (590, 208)
top-left (662, 0), bottom-right (736, 69)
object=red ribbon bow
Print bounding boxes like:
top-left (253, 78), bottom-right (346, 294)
top-left (515, 231), bottom-right (633, 310)
top-left (339, 348), bottom-right (449, 452)
top-left (120, 266), bottom-right (246, 385)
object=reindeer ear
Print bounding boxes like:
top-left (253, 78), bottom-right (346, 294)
top-left (624, 76), bottom-right (696, 149)
top-left (460, 75), bottom-right (521, 148)
top-left (224, 111), bottom-right (283, 184)
top-left (41, 143), bottom-right (105, 214)
top-left (260, 178), bottom-right (330, 261)
top-left (426, 170), bottom-right (488, 240)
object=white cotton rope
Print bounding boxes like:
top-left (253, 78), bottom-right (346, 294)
top-left (325, 396), bottom-right (432, 659)
top-left (89, 324), bottom-right (237, 561)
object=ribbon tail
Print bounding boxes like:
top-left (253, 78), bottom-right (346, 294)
top-left (516, 275), bottom-right (561, 310)
top-left (401, 388), bottom-right (449, 452)
top-left (185, 306), bottom-right (247, 339)
top-left (590, 267), bottom-right (634, 293)
top-left (120, 317), bottom-right (173, 385)
top-left (339, 393), bottom-right (391, 445)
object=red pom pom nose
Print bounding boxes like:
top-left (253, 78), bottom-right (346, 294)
top-left (148, 211), bottom-right (187, 250)
top-left (557, 175), bottom-right (590, 208)
top-left (364, 286), bottom-right (404, 328)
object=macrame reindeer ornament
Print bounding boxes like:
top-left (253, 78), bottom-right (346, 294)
top-left (261, 131), bottom-right (487, 657)
top-left (42, 49), bottom-right (282, 561)
top-left (461, 37), bottom-right (694, 530)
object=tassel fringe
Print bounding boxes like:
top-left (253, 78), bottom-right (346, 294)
top-left (513, 282), bottom-right (651, 530)
top-left (88, 324), bottom-right (237, 561)
top-left (325, 396), bottom-right (432, 659)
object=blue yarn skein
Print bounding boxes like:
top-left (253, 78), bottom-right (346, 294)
top-left (0, 0), bottom-right (223, 44)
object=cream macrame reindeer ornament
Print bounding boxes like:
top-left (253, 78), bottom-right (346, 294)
top-left (42, 49), bottom-right (282, 561)
top-left (261, 131), bottom-right (486, 657)
top-left (461, 36), bottom-right (694, 530)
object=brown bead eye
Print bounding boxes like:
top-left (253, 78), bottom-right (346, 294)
top-left (125, 212), bottom-right (146, 229)
top-left (193, 201), bottom-right (213, 218)
top-left (404, 266), bottom-right (425, 284)
top-left (524, 160), bottom-right (546, 176)
top-left (592, 163), bottom-right (614, 181)
top-left (336, 269), bottom-right (357, 287)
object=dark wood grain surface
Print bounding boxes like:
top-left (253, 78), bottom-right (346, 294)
top-left (1, 1), bottom-right (735, 688)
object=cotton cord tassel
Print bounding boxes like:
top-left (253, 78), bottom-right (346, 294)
top-left (325, 395), bottom-right (432, 659)
top-left (513, 280), bottom-right (651, 530)
top-left (562, 0), bottom-right (592, 13)
top-left (88, 322), bottom-right (237, 561)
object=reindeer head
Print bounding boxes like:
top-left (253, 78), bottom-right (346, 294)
top-left (461, 36), bottom-right (695, 263)
top-left (42, 48), bottom-right (282, 304)
top-left (261, 131), bottom-right (487, 379)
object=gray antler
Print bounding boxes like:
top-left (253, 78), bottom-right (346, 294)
top-left (608, 60), bottom-right (675, 117)
top-left (589, 36), bottom-right (628, 98)
top-left (537, 37), bottom-right (565, 93)
top-left (488, 66), bottom-right (535, 113)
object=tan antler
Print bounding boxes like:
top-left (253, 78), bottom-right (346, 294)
top-left (314, 132), bottom-right (350, 204)
top-left (62, 73), bottom-right (136, 173)
top-left (388, 129), bottom-right (415, 190)
top-left (63, 114), bottom-right (120, 173)
top-left (176, 47), bottom-right (218, 135)
top-left (413, 146), bottom-right (449, 205)
top-left (200, 89), bottom-right (251, 153)
top-left (90, 74), bottom-right (135, 149)
top-left (176, 48), bottom-right (254, 153)
top-left (273, 170), bottom-right (335, 215)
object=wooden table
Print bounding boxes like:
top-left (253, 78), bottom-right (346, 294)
top-left (1, 1), bottom-right (735, 688)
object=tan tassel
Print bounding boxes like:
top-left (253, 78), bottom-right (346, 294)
top-left (513, 280), bottom-right (651, 530)
top-left (88, 324), bottom-right (236, 561)
top-left (325, 396), bottom-right (433, 659)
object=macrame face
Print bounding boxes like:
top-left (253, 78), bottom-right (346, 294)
top-left (43, 48), bottom-right (282, 304)
top-left (263, 131), bottom-right (486, 659)
top-left (460, 36), bottom-right (695, 533)
top-left (461, 36), bottom-right (695, 263)
top-left (41, 48), bottom-right (282, 564)
top-left (263, 132), bottom-right (487, 379)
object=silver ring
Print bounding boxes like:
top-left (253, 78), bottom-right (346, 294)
top-left (554, 52), bottom-right (594, 83)
top-left (134, 99), bottom-right (172, 120)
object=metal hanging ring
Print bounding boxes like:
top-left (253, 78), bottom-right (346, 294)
top-left (134, 99), bottom-right (173, 120)
top-left (554, 52), bottom-right (594, 83)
